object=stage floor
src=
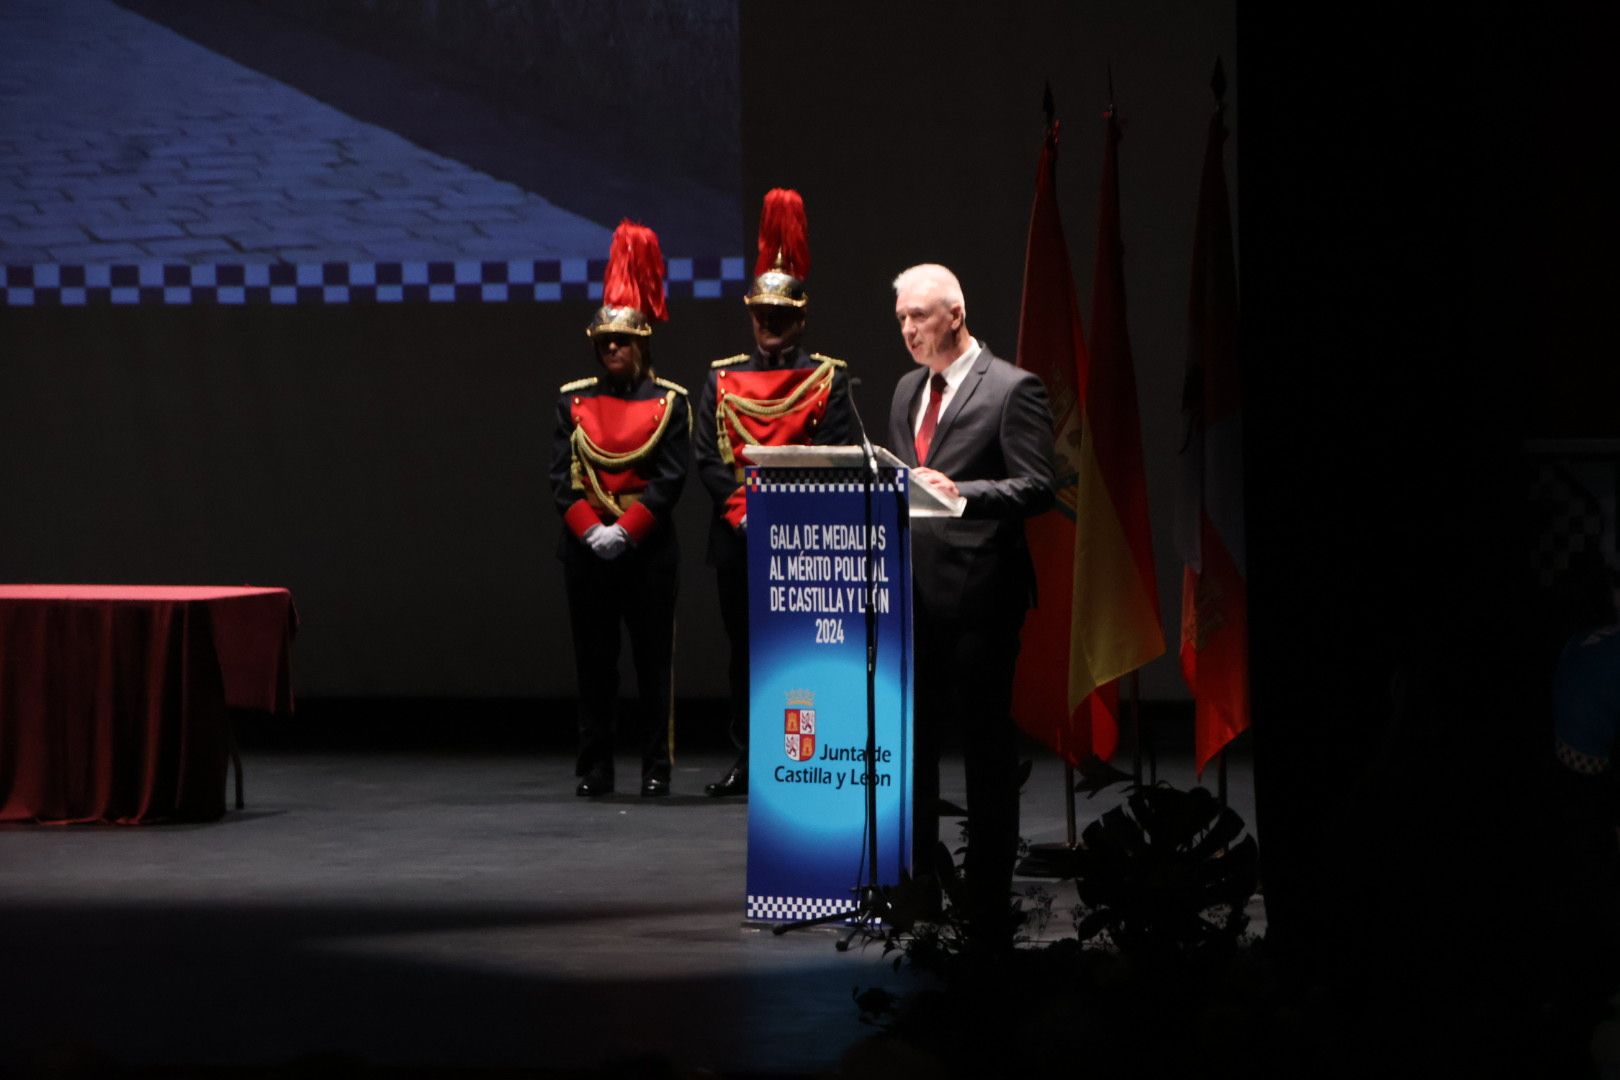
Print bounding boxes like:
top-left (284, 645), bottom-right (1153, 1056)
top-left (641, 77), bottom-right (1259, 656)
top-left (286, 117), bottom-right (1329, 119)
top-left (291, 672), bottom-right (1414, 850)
top-left (0, 739), bottom-right (1258, 1076)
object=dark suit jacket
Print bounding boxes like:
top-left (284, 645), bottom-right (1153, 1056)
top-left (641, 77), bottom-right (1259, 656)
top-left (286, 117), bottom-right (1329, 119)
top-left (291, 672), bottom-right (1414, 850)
top-left (888, 344), bottom-right (1056, 620)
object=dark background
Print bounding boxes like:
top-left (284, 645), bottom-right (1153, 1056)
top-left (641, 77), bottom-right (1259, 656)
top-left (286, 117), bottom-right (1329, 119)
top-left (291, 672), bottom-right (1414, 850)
top-left (1238, 3), bottom-right (1613, 1068)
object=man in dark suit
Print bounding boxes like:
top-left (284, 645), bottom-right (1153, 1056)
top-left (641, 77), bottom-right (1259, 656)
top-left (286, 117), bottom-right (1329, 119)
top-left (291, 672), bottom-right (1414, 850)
top-left (887, 263), bottom-right (1055, 942)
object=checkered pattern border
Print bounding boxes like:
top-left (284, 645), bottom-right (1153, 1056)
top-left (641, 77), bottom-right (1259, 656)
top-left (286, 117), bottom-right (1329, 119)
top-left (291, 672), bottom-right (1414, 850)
top-left (747, 467), bottom-right (902, 493)
top-left (1556, 738), bottom-right (1610, 775)
top-left (1530, 456), bottom-right (1618, 588)
top-left (0, 256), bottom-right (747, 306)
top-left (746, 894), bottom-right (859, 923)
top-left (752, 480), bottom-right (902, 495)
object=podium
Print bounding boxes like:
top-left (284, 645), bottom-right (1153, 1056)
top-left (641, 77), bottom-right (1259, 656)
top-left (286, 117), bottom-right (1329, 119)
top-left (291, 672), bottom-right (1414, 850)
top-left (740, 445), bottom-right (922, 925)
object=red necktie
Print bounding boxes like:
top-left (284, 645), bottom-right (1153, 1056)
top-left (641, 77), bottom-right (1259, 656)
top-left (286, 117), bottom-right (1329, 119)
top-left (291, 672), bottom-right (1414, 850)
top-left (914, 372), bottom-right (947, 465)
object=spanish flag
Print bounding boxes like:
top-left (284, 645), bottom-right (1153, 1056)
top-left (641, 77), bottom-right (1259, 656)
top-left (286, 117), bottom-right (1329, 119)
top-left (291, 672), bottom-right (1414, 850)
top-left (1065, 105), bottom-right (1165, 738)
top-left (1013, 99), bottom-right (1164, 764)
top-left (1011, 113), bottom-right (1096, 764)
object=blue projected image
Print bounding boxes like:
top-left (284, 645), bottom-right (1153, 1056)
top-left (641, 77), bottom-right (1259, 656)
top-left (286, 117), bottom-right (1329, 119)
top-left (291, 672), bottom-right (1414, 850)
top-left (0, 0), bottom-right (744, 306)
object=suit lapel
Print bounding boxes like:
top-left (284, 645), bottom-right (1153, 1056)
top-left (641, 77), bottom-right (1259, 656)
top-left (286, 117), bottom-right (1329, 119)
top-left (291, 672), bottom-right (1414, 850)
top-left (928, 349), bottom-right (990, 459)
top-left (892, 368), bottom-right (925, 465)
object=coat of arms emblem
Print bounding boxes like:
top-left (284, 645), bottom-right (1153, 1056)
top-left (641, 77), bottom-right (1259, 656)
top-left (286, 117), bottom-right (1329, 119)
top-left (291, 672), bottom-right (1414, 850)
top-left (784, 689), bottom-right (816, 762)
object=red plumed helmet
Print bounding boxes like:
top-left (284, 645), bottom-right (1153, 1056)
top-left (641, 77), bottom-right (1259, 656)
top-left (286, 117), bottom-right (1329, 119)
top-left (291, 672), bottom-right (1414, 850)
top-left (746, 188), bottom-right (810, 308)
top-left (587, 219), bottom-right (667, 337)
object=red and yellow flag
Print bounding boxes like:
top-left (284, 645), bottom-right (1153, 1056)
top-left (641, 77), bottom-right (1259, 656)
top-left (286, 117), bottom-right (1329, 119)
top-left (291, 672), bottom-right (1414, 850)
top-left (1013, 104), bottom-right (1165, 765)
top-left (1011, 119), bottom-right (1098, 764)
top-left (1177, 96), bottom-right (1249, 775)
top-left (1066, 107), bottom-right (1166, 738)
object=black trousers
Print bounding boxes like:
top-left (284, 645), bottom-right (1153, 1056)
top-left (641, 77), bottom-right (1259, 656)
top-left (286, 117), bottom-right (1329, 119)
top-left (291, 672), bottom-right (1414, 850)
top-left (716, 549), bottom-right (750, 758)
top-left (563, 547), bottom-right (677, 784)
top-left (911, 601), bottom-right (1025, 935)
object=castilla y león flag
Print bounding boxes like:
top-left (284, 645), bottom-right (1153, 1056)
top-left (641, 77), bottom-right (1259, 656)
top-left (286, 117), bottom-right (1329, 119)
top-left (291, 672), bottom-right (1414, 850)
top-left (1177, 90), bottom-right (1249, 776)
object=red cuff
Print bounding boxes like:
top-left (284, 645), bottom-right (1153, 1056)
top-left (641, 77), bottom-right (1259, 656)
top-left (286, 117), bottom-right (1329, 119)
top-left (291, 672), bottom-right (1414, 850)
top-left (723, 487), bottom-right (748, 529)
top-left (617, 501), bottom-right (657, 544)
top-left (564, 499), bottom-right (602, 540)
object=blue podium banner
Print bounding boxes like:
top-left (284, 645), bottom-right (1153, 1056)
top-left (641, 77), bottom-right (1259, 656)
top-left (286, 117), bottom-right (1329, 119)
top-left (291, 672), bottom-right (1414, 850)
top-left (743, 463), bottom-right (913, 925)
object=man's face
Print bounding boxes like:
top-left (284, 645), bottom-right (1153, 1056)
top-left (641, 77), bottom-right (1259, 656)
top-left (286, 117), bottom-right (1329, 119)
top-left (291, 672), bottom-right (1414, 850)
top-left (749, 304), bottom-right (806, 356)
top-left (895, 284), bottom-right (961, 370)
top-left (595, 333), bottom-right (645, 382)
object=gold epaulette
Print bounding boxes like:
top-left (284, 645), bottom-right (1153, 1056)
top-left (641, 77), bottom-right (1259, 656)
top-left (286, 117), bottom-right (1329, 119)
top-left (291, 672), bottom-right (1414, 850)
top-left (559, 376), bottom-right (598, 393)
top-left (711, 354), bottom-right (749, 368)
top-left (809, 353), bottom-right (847, 367)
top-left (653, 376), bottom-right (689, 396)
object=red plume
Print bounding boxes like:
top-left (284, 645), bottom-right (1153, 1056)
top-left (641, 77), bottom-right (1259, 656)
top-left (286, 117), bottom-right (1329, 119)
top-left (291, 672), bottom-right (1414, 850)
top-left (754, 188), bottom-right (811, 281)
top-left (601, 219), bottom-right (668, 322)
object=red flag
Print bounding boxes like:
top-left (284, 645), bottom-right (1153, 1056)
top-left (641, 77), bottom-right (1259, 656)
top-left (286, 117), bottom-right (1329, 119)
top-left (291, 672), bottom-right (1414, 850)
top-left (1011, 119), bottom-right (1099, 764)
top-left (1068, 106), bottom-right (1166, 735)
top-left (1177, 93), bottom-right (1250, 775)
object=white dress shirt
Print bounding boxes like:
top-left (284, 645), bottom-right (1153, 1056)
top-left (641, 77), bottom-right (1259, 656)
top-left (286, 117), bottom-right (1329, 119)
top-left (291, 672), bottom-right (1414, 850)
top-left (911, 339), bottom-right (981, 437)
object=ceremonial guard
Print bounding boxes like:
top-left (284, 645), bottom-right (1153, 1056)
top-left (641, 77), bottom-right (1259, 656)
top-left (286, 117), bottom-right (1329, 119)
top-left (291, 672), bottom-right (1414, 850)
top-left (693, 189), bottom-right (856, 796)
top-left (550, 221), bottom-right (690, 797)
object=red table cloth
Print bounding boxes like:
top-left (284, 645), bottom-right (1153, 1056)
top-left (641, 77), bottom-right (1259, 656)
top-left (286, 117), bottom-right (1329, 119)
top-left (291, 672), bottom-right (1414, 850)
top-left (0, 585), bottom-right (297, 824)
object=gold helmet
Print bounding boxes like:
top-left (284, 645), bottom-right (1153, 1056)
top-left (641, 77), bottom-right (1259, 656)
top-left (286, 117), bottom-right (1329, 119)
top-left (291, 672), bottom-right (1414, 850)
top-left (743, 188), bottom-right (809, 309)
top-left (586, 304), bottom-right (654, 338)
top-left (586, 220), bottom-right (668, 338)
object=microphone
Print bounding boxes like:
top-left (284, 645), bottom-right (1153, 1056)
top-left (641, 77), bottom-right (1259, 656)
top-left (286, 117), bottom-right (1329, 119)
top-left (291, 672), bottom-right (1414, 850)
top-left (845, 373), bottom-right (878, 477)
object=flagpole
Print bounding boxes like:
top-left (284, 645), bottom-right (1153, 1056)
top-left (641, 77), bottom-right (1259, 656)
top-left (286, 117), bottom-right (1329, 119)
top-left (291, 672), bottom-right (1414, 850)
top-left (1131, 673), bottom-right (1142, 785)
top-left (1129, 670), bottom-right (1156, 785)
top-left (1063, 764), bottom-right (1077, 846)
top-left (1208, 55), bottom-right (1232, 816)
top-left (1045, 80), bottom-right (1080, 853)
top-left (1010, 84), bottom-right (1089, 866)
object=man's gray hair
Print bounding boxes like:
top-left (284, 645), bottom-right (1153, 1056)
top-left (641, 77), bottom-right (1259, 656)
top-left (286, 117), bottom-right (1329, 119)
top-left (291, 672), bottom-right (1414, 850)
top-left (892, 263), bottom-right (966, 320)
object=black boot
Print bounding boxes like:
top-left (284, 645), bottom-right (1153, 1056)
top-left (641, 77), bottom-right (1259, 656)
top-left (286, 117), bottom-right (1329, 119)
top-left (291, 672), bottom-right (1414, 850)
top-left (704, 758), bottom-right (748, 797)
top-left (575, 772), bottom-right (614, 797)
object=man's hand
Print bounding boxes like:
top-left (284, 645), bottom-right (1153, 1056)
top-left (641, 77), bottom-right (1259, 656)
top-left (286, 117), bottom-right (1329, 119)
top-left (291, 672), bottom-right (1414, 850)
top-left (913, 467), bottom-right (960, 501)
top-left (583, 523), bottom-right (631, 560)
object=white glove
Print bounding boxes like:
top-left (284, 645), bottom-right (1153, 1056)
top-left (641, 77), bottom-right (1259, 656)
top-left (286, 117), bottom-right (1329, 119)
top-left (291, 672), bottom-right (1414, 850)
top-left (584, 522), bottom-right (630, 560)
top-left (738, 515), bottom-right (747, 535)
